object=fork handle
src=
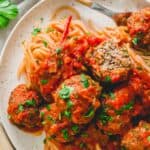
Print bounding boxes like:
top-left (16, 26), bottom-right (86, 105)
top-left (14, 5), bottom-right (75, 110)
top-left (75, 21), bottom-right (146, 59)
top-left (91, 3), bottom-right (118, 17)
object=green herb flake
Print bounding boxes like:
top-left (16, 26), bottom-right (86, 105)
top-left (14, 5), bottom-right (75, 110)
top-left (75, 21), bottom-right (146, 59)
top-left (109, 92), bottom-right (115, 100)
top-left (71, 125), bottom-right (79, 133)
top-left (7, 114), bottom-right (11, 119)
top-left (40, 17), bottom-right (44, 22)
top-left (59, 85), bottom-right (73, 100)
top-left (67, 100), bottom-right (73, 109)
top-left (56, 48), bottom-right (62, 54)
top-left (43, 138), bottom-right (47, 144)
top-left (0, 1), bottom-right (19, 28)
top-left (61, 129), bottom-right (69, 140)
top-left (47, 115), bottom-right (56, 124)
top-left (40, 79), bottom-right (48, 85)
top-left (32, 28), bottom-right (41, 36)
top-left (47, 135), bottom-right (56, 141)
top-left (99, 107), bottom-right (112, 125)
top-left (147, 136), bottom-right (150, 142)
top-left (18, 104), bottom-right (24, 112)
top-left (84, 106), bottom-right (94, 118)
top-left (25, 99), bottom-right (36, 107)
top-left (104, 76), bottom-right (111, 83)
top-left (63, 110), bottom-right (71, 118)
top-left (132, 37), bottom-right (139, 45)
top-left (81, 74), bottom-right (89, 88)
top-left (40, 111), bottom-right (45, 118)
top-left (43, 40), bottom-right (48, 47)
top-left (81, 132), bottom-right (88, 138)
top-left (79, 142), bottom-right (87, 148)
top-left (46, 104), bottom-right (51, 111)
top-left (57, 59), bottom-right (63, 67)
top-left (46, 27), bottom-right (54, 33)
top-left (115, 101), bottom-right (134, 115)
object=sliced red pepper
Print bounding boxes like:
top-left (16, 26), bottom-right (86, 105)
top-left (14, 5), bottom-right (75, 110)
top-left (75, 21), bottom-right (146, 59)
top-left (61, 16), bottom-right (72, 43)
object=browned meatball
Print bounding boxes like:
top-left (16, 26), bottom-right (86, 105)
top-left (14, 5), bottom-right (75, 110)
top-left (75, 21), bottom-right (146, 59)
top-left (7, 84), bottom-right (41, 130)
top-left (127, 7), bottom-right (150, 50)
top-left (41, 103), bottom-right (83, 143)
top-left (53, 74), bottom-right (101, 124)
top-left (85, 40), bottom-right (132, 84)
top-left (121, 121), bottom-right (150, 150)
top-left (96, 84), bottom-right (142, 135)
top-left (44, 123), bottom-right (109, 150)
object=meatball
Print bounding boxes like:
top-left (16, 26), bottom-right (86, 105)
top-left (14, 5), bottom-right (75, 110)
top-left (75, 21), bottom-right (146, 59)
top-left (121, 121), bottom-right (150, 150)
top-left (127, 7), bottom-right (150, 49)
top-left (96, 84), bottom-right (142, 135)
top-left (53, 74), bottom-right (101, 124)
top-left (85, 40), bottom-right (132, 84)
top-left (41, 103), bottom-right (83, 143)
top-left (44, 123), bottom-right (109, 150)
top-left (7, 84), bottom-right (41, 130)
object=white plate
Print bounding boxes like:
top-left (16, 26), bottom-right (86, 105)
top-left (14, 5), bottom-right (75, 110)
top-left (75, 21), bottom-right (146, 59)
top-left (1, 0), bottom-right (149, 149)
top-left (0, 0), bottom-right (116, 149)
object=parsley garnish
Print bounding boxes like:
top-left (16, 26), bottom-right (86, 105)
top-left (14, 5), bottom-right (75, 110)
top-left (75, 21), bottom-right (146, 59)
top-left (147, 136), bottom-right (150, 142)
top-left (81, 74), bottom-right (89, 88)
top-left (63, 110), bottom-right (71, 118)
top-left (43, 40), bottom-right (48, 47)
top-left (0, 0), bottom-right (19, 28)
top-left (115, 101), bottom-right (134, 115)
top-left (61, 129), bottom-right (69, 140)
top-left (84, 106), bottom-right (94, 118)
top-left (59, 85), bottom-right (73, 100)
top-left (25, 99), bottom-right (36, 107)
top-left (46, 27), bottom-right (54, 33)
top-left (98, 107), bottom-right (112, 125)
top-left (81, 132), bottom-right (88, 137)
top-left (71, 124), bottom-right (79, 133)
top-left (104, 76), bottom-right (111, 83)
top-left (32, 28), bottom-right (41, 36)
top-left (67, 100), bottom-right (73, 109)
top-left (40, 79), bottom-right (48, 85)
top-left (47, 115), bottom-right (56, 124)
top-left (18, 104), bottom-right (24, 112)
top-left (46, 104), bottom-right (51, 111)
top-left (79, 142), bottom-right (87, 148)
top-left (132, 37), bottom-right (139, 45)
top-left (40, 111), bottom-right (45, 118)
top-left (109, 92), bottom-right (115, 100)
top-left (56, 48), bottom-right (62, 54)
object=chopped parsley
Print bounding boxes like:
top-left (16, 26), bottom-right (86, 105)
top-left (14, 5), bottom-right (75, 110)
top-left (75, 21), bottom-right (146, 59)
top-left (57, 59), bottom-right (63, 67)
top-left (7, 114), bottom-right (11, 119)
top-left (47, 135), bottom-right (56, 141)
top-left (56, 48), bottom-right (62, 54)
top-left (46, 104), bottom-right (51, 111)
top-left (25, 99), bottom-right (36, 107)
top-left (104, 76), bottom-right (111, 83)
top-left (109, 92), bottom-right (115, 100)
top-left (115, 101), bottom-right (134, 115)
top-left (84, 106), bottom-right (94, 118)
top-left (67, 100), bottom-right (73, 109)
top-left (147, 136), bottom-right (150, 142)
top-left (32, 28), bottom-right (41, 36)
top-left (47, 115), bottom-right (56, 124)
top-left (63, 110), bottom-right (71, 118)
top-left (61, 129), bottom-right (69, 140)
top-left (79, 142), bottom-right (87, 148)
top-left (132, 37), bottom-right (139, 45)
top-left (81, 74), bottom-right (89, 88)
top-left (43, 40), bottom-right (48, 47)
top-left (40, 111), bottom-right (45, 118)
top-left (71, 124), bottom-right (79, 133)
top-left (81, 132), bottom-right (88, 137)
top-left (18, 104), bottom-right (24, 112)
top-left (98, 107), bottom-right (112, 125)
top-left (46, 27), bottom-right (54, 33)
top-left (43, 138), bottom-right (47, 144)
top-left (59, 85), bottom-right (73, 100)
top-left (40, 79), bottom-right (48, 85)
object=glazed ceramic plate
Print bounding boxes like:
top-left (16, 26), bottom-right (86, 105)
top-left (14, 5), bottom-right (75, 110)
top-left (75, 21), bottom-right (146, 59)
top-left (0, 0), bottom-right (116, 149)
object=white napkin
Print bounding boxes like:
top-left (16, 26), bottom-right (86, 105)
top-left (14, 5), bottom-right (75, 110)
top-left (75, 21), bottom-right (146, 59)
top-left (0, 0), bottom-right (40, 52)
